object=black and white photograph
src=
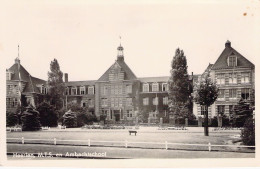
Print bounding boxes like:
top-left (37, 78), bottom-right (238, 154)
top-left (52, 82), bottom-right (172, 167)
top-left (1, 0), bottom-right (259, 168)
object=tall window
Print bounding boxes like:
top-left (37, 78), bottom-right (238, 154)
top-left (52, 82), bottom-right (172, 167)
top-left (143, 83), bottom-right (149, 92)
top-left (217, 74), bottom-right (225, 85)
top-left (228, 56), bottom-right (237, 67)
top-left (218, 89), bottom-right (225, 98)
top-left (65, 87), bottom-right (69, 95)
top-left (126, 110), bottom-right (133, 118)
top-left (80, 86), bottom-right (85, 95)
top-left (241, 88), bottom-right (250, 100)
top-left (114, 98), bottom-right (119, 107)
top-left (229, 73), bottom-right (237, 84)
top-left (101, 86), bottom-right (108, 95)
top-left (88, 99), bottom-right (94, 107)
top-left (126, 85), bottom-right (132, 93)
top-left (111, 98), bottom-right (115, 107)
top-left (152, 83), bottom-right (159, 92)
top-left (119, 98), bottom-right (123, 107)
top-left (163, 97), bottom-right (168, 105)
top-left (71, 87), bottom-right (77, 95)
top-left (126, 98), bottom-right (132, 106)
top-left (88, 86), bottom-right (94, 94)
top-left (162, 83), bottom-right (168, 92)
top-left (143, 97), bottom-right (149, 105)
top-left (118, 85), bottom-right (123, 94)
top-left (241, 73), bottom-right (250, 84)
top-left (201, 105), bottom-right (207, 115)
top-left (153, 97), bottom-right (158, 105)
top-left (111, 85), bottom-right (115, 94)
top-left (229, 89), bottom-right (237, 98)
top-left (217, 105), bottom-right (225, 115)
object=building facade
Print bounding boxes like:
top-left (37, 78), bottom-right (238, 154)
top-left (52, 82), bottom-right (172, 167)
top-left (193, 41), bottom-right (255, 118)
top-left (6, 58), bottom-right (47, 113)
top-left (64, 45), bottom-right (172, 123)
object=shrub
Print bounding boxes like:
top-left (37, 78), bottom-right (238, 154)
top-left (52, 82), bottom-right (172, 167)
top-left (63, 110), bottom-right (77, 128)
top-left (21, 105), bottom-right (41, 131)
top-left (6, 111), bottom-right (19, 127)
top-left (241, 117), bottom-right (255, 146)
top-left (37, 102), bottom-right (58, 127)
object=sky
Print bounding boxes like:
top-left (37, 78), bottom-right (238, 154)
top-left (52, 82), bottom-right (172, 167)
top-left (1, 0), bottom-right (260, 81)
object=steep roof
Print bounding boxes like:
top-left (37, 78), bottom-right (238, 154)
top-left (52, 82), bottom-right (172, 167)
top-left (7, 61), bottom-right (46, 94)
top-left (211, 43), bottom-right (254, 70)
top-left (98, 59), bottom-right (137, 81)
top-left (64, 80), bottom-right (96, 87)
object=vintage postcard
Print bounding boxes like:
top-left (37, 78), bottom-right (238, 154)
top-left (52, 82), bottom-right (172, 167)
top-left (0, 0), bottom-right (259, 168)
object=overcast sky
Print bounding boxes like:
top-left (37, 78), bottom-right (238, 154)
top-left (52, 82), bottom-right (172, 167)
top-left (1, 0), bottom-right (260, 81)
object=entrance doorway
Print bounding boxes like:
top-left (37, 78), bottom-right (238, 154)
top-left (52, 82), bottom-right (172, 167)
top-left (114, 110), bottom-right (120, 122)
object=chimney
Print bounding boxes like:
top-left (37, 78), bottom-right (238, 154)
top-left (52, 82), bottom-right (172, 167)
top-left (225, 40), bottom-right (231, 48)
top-left (65, 73), bottom-right (68, 82)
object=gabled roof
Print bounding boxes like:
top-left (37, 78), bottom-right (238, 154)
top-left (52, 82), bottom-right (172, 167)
top-left (64, 80), bottom-right (96, 87)
top-left (7, 61), bottom-right (46, 94)
top-left (98, 59), bottom-right (137, 81)
top-left (211, 43), bottom-right (254, 70)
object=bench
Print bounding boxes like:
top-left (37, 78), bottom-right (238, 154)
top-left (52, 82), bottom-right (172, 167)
top-left (129, 130), bottom-right (137, 136)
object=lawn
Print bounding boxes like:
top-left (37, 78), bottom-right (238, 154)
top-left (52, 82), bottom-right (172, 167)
top-left (6, 128), bottom-right (251, 152)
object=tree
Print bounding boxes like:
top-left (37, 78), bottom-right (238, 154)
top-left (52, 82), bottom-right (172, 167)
top-left (63, 110), bottom-right (77, 128)
top-left (48, 59), bottom-right (65, 110)
top-left (37, 102), bottom-right (58, 127)
top-left (168, 48), bottom-right (192, 124)
top-left (241, 117), bottom-right (255, 145)
top-left (194, 74), bottom-right (218, 136)
top-left (6, 111), bottom-right (19, 127)
top-left (21, 105), bottom-right (41, 131)
top-left (232, 99), bottom-right (253, 127)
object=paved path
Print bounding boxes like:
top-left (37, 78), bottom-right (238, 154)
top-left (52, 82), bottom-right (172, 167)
top-left (7, 143), bottom-right (254, 159)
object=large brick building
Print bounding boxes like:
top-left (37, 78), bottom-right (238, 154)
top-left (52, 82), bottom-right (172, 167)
top-left (64, 44), bottom-right (172, 123)
top-left (193, 41), bottom-right (255, 118)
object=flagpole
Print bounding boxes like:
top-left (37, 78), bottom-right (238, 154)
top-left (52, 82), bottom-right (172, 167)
top-left (17, 45), bottom-right (22, 117)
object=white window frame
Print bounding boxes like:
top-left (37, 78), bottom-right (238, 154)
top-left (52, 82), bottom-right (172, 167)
top-left (71, 87), bottom-right (77, 95)
top-left (228, 56), bottom-right (237, 67)
top-left (101, 98), bottom-right (108, 106)
top-left (143, 97), bottom-right (149, 105)
top-left (162, 83), bottom-right (168, 92)
top-left (241, 73), bottom-right (250, 84)
top-left (88, 86), bottom-right (94, 95)
top-left (126, 110), bottom-right (133, 118)
top-left (163, 97), bottom-right (168, 105)
top-left (229, 89), bottom-right (237, 99)
top-left (80, 86), bottom-right (85, 95)
top-left (229, 73), bottom-right (237, 84)
top-left (126, 97), bottom-right (132, 106)
top-left (153, 97), bottom-right (158, 105)
top-left (143, 83), bottom-right (149, 92)
top-left (152, 83), bottom-right (159, 92)
top-left (217, 74), bottom-right (225, 85)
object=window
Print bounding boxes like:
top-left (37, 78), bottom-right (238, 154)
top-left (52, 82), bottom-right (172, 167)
top-left (218, 89), bottom-right (225, 98)
top-left (118, 85), bottom-right (122, 94)
top-left (229, 89), bottom-right (237, 98)
top-left (162, 83), bottom-right (168, 92)
top-left (101, 98), bottom-right (108, 106)
top-left (143, 83), bottom-right (149, 92)
top-left (71, 87), bottom-right (77, 95)
top-left (82, 102), bottom-right (86, 107)
top-left (6, 98), bottom-right (11, 108)
top-left (80, 86), bottom-right (85, 95)
top-left (229, 73), bottom-right (237, 84)
top-left (88, 86), bottom-right (94, 95)
top-left (126, 98), bottom-right (132, 106)
top-left (163, 97), bottom-right (168, 105)
top-left (119, 98), bottom-right (123, 107)
top-left (111, 98), bottom-right (115, 107)
top-left (114, 98), bottom-right (119, 107)
top-left (115, 85), bottom-right (118, 95)
top-left (65, 87), bottom-right (69, 95)
top-left (44, 87), bottom-right (48, 94)
top-left (149, 111), bottom-right (158, 118)
top-left (143, 98), bottom-right (149, 105)
top-left (7, 98), bottom-right (18, 108)
top-left (152, 83), bottom-right (159, 92)
top-left (111, 85), bottom-right (115, 94)
top-left (6, 72), bottom-right (12, 80)
top-left (126, 85), bottom-right (132, 93)
top-left (217, 74), bottom-right (225, 84)
top-left (153, 97), bottom-right (158, 105)
top-left (217, 105), bottom-right (225, 115)
top-left (241, 73), bottom-right (250, 84)
top-left (228, 56), bottom-right (237, 67)
top-left (126, 110), bottom-right (133, 118)
top-left (241, 88), bottom-right (250, 100)
top-left (201, 105), bottom-right (207, 115)
top-left (101, 86), bottom-right (108, 95)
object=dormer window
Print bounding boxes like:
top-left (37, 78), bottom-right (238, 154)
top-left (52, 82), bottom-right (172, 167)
top-left (143, 83), bottom-right (149, 92)
top-left (228, 56), bottom-right (237, 67)
top-left (80, 86), bottom-right (85, 95)
top-left (88, 86), bottom-right (94, 95)
top-left (6, 71), bottom-right (13, 80)
top-left (71, 87), bottom-right (77, 95)
top-left (152, 83), bottom-right (159, 92)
